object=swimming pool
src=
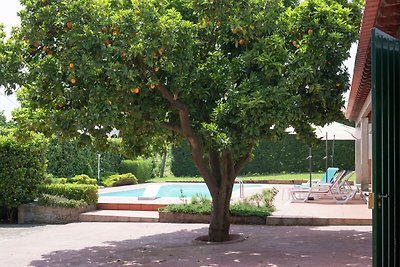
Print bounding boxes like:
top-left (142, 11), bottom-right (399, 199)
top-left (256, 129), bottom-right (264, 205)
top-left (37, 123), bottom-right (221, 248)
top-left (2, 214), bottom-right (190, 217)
top-left (99, 183), bottom-right (264, 198)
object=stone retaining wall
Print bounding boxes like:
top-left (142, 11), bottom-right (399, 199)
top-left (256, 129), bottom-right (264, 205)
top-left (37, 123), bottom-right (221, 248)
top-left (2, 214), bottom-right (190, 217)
top-left (18, 203), bottom-right (96, 224)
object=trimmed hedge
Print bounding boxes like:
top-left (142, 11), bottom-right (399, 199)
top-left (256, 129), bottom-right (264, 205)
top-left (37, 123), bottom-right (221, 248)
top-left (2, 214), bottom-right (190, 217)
top-left (46, 137), bottom-right (124, 178)
top-left (171, 135), bottom-right (355, 176)
top-left (69, 174), bottom-right (97, 185)
top-left (37, 184), bottom-right (98, 205)
top-left (103, 173), bottom-right (138, 187)
top-left (119, 159), bottom-right (153, 182)
top-left (0, 132), bottom-right (48, 221)
top-left (37, 194), bottom-right (87, 208)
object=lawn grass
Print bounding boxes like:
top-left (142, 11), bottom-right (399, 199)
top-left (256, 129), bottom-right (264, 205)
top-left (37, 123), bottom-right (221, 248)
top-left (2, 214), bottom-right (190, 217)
top-left (148, 172), bottom-right (324, 183)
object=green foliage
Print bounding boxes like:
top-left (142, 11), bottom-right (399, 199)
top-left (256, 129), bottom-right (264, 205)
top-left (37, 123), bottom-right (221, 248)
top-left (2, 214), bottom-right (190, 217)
top-left (160, 196), bottom-right (212, 215)
top-left (242, 135), bottom-right (355, 174)
top-left (229, 203), bottom-right (272, 217)
top-left (0, 131), bottom-right (48, 221)
top-left (37, 193), bottom-right (87, 208)
top-left (3, 0), bottom-right (362, 159)
top-left (119, 159), bottom-right (153, 182)
top-left (69, 174), bottom-right (97, 185)
top-left (102, 173), bottom-right (138, 187)
top-left (160, 191), bottom-right (275, 217)
top-left (52, 178), bottom-right (68, 184)
top-left (171, 142), bottom-right (200, 177)
top-left (37, 184), bottom-right (98, 205)
top-left (172, 135), bottom-right (355, 176)
top-left (46, 137), bottom-right (124, 178)
top-left (241, 188), bottom-right (278, 209)
top-left (1, 0), bottom-right (362, 238)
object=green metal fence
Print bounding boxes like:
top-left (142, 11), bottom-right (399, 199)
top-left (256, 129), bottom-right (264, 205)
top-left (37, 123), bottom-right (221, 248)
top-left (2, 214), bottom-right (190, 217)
top-left (371, 27), bottom-right (400, 267)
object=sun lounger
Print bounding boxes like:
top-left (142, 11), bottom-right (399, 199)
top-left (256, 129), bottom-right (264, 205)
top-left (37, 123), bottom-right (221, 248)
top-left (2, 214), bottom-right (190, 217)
top-left (290, 170), bottom-right (357, 204)
top-left (297, 167), bottom-right (339, 188)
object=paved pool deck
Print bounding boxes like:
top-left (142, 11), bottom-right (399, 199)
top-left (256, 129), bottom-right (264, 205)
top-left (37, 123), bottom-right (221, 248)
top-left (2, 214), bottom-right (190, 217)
top-left (1, 184), bottom-right (372, 266)
top-left (0, 223), bottom-right (372, 266)
top-left (90, 184), bottom-right (372, 225)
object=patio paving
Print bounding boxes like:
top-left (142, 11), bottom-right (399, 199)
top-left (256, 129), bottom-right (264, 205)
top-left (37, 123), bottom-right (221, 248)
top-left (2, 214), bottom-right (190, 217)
top-left (0, 223), bottom-right (372, 266)
top-left (84, 184), bottom-right (372, 226)
top-left (1, 184), bottom-right (373, 266)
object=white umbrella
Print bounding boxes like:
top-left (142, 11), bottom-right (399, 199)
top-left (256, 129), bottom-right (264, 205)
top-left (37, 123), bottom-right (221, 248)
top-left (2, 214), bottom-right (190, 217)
top-left (313, 122), bottom-right (357, 170)
top-left (314, 122), bottom-right (357, 141)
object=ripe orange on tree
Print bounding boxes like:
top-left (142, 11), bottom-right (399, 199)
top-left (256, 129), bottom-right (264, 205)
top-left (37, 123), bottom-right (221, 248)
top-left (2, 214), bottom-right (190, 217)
top-left (69, 63), bottom-right (75, 69)
top-left (66, 21), bottom-right (73, 29)
top-left (131, 88), bottom-right (140, 94)
top-left (70, 78), bottom-right (76, 84)
top-left (238, 38), bottom-right (247, 46)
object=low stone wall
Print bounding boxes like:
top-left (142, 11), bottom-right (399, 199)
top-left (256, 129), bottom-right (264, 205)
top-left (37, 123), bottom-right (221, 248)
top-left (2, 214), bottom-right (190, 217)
top-left (159, 212), bottom-right (266, 225)
top-left (18, 203), bottom-right (96, 224)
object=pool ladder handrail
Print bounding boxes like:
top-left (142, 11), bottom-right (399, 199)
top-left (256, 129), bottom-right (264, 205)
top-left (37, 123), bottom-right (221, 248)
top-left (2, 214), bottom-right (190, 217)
top-left (235, 177), bottom-right (244, 198)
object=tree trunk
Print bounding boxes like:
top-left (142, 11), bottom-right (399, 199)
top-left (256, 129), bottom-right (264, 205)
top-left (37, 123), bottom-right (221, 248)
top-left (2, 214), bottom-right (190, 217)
top-left (205, 150), bottom-right (236, 242)
top-left (208, 180), bottom-right (234, 242)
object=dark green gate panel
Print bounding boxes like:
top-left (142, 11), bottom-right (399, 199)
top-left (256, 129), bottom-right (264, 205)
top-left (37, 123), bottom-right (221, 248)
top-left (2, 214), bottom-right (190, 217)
top-left (371, 28), bottom-right (400, 267)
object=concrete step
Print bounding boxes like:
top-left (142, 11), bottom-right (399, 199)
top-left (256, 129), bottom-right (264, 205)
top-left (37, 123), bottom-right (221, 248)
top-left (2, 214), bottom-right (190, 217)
top-left (79, 210), bottom-right (159, 223)
top-left (97, 203), bottom-right (166, 211)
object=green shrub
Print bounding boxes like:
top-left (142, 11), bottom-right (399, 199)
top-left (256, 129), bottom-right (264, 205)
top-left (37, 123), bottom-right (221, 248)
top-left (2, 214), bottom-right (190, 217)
top-left (160, 188), bottom-right (278, 217)
top-left (69, 174), bottom-right (97, 185)
top-left (37, 184), bottom-right (98, 205)
top-left (230, 203), bottom-right (272, 217)
top-left (103, 173), bottom-right (138, 187)
top-left (119, 159), bottom-right (152, 182)
top-left (159, 194), bottom-right (274, 217)
top-left (37, 194), bottom-right (87, 208)
top-left (0, 132), bottom-right (48, 221)
top-left (52, 178), bottom-right (68, 184)
top-left (46, 137), bottom-right (125, 178)
top-left (160, 197), bottom-right (212, 215)
top-left (242, 188), bottom-right (278, 208)
top-left (171, 142), bottom-right (199, 177)
top-left (171, 135), bottom-right (355, 176)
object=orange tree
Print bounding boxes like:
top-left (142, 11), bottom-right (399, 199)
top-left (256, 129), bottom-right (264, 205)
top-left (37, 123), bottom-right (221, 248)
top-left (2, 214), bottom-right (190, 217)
top-left (1, 0), bottom-right (361, 241)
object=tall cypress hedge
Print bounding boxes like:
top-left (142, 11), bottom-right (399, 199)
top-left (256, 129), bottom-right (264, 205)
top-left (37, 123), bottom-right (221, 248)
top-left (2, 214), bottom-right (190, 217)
top-left (171, 135), bottom-right (355, 176)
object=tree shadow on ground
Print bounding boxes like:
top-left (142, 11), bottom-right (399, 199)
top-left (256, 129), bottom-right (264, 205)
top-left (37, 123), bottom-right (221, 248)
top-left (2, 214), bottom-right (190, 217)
top-left (29, 225), bottom-right (372, 267)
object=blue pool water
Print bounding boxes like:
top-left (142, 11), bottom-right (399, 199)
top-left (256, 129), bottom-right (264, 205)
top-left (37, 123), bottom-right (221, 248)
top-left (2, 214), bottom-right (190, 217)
top-left (99, 183), bottom-right (263, 198)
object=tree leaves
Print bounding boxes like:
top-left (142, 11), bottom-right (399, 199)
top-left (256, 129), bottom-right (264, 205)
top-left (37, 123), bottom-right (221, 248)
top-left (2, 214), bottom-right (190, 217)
top-left (1, 0), bottom-right (361, 159)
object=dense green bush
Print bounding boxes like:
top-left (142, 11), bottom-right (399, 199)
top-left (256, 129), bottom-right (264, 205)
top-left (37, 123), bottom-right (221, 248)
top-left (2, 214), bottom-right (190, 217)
top-left (46, 137), bottom-right (124, 178)
top-left (171, 135), bottom-right (355, 176)
top-left (240, 188), bottom-right (278, 209)
top-left (119, 159), bottom-right (153, 182)
top-left (159, 195), bottom-right (212, 214)
top-left (230, 203), bottom-right (272, 217)
top-left (170, 142), bottom-right (199, 177)
top-left (46, 138), bottom-right (95, 177)
top-left (0, 132), bottom-right (48, 221)
top-left (159, 190), bottom-right (276, 217)
top-left (102, 173), bottom-right (138, 187)
top-left (37, 194), bottom-right (87, 208)
top-left (69, 174), bottom-right (97, 185)
top-left (38, 184), bottom-right (98, 205)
